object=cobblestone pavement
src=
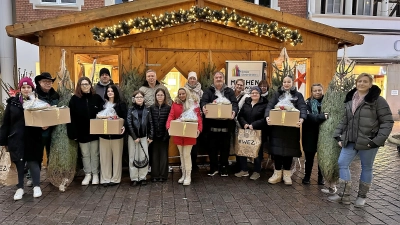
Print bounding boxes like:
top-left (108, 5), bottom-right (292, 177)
top-left (1, 123), bottom-right (400, 225)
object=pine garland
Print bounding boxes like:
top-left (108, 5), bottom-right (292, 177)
top-left (47, 50), bottom-right (78, 192)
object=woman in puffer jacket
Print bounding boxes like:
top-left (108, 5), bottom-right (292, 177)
top-left (329, 73), bottom-right (393, 207)
top-left (166, 87), bottom-right (202, 185)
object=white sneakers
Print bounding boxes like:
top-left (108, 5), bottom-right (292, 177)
top-left (92, 174), bottom-right (99, 185)
top-left (14, 188), bottom-right (24, 200)
top-left (14, 187), bottom-right (42, 200)
top-left (82, 174), bottom-right (92, 186)
top-left (33, 187), bottom-right (42, 198)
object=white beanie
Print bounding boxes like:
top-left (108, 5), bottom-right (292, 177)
top-left (188, 71), bottom-right (197, 80)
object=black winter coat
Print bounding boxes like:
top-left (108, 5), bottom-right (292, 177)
top-left (302, 97), bottom-right (326, 153)
top-left (99, 101), bottom-right (128, 140)
top-left (333, 85), bottom-right (393, 150)
top-left (0, 95), bottom-right (43, 162)
top-left (264, 87), bottom-right (307, 157)
top-left (238, 97), bottom-right (268, 130)
top-left (200, 85), bottom-right (239, 130)
top-left (150, 103), bottom-right (171, 141)
top-left (127, 104), bottom-right (154, 140)
top-left (67, 93), bottom-right (104, 143)
top-left (95, 80), bottom-right (115, 101)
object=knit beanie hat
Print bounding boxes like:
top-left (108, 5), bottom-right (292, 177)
top-left (250, 86), bottom-right (261, 94)
top-left (99, 68), bottom-right (111, 77)
top-left (18, 77), bottom-right (35, 90)
top-left (188, 71), bottom-right (197, 80)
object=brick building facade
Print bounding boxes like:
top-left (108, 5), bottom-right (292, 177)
top-left (15, 0), bottom-right (105, 23)
top-left (278, 0), bottom-right (307, 18)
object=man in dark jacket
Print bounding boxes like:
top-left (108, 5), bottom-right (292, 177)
top-left (34, 72), bottom-right (60, 167)
top-left (95, 68), bottom-right (116, 100)
top-left (200, 71), bottom-right (239, 177)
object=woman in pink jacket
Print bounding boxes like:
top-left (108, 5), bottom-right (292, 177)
top-left (166, 87), bottom-right (202, 185)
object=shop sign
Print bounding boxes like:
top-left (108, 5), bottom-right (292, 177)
top-left (391, 90), bottom-right (399, 96)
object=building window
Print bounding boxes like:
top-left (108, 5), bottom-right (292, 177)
top-left (30, 0), bottom-right (84, 11)
top-left (244, 0), bottom-right (272, 8)
top-left (322, 0), bottom-right (343, 14)
top-left (355, 0), bottom-right (373, 15)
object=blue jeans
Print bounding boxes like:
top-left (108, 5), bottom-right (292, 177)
top-left (338, 142), bottom-right (378, 183)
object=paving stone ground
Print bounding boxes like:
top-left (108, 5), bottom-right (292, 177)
top-left (1, 122), bottom-right (400, 224)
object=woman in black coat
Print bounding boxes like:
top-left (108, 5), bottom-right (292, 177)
top-left (67, 77), bottom-right (104, 186)
top-left (235, 86), bottom-right (268, 180)
top-left (99, 85), bottom-right (127, 187)
top-left (265, 76), bottom-right (307, 185)
top-left (149, 88), bottom-right (171, 182)
top-left (301, 84), bottom-right (327, 185)
top-left (0, 77), bottom-right (43, 200)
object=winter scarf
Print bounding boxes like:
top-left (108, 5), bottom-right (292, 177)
top-left (184, 82), bottom-right (203, 100)
top-left (310, 98), bottom-right (321, 115)
top-left (352, 91), bottom-right (367, 115)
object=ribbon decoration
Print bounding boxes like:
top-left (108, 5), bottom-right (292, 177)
top-left (103, 119), bottom-right (108, 134)
top-left (218, 104), bottom-right (221, 118)
top-left (182, 122), bottom-right (187, 136)
top-left (281, 111), bottom-right (286, 124)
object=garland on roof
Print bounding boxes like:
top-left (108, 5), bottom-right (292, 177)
top-left (90, 6), bottom-right (303, 46)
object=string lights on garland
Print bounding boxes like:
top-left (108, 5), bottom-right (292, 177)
top-left (90, 6), bottom-right (303, 46)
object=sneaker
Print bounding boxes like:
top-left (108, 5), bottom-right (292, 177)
top-left (207, 170), bottom-right (219, 176)
top-left (14, 188), bottom-right (24, 200)
top-left (33, 187), bottom-right (42, 198)
top-left (250, 172), bottom-right (260, 180)
top-left (220, 167), bottom-right (228, 177)
top-left (321, 186), bottom-right (337, 194)
top-left (26, 179), bottom-right (33, 187)
top-left (92, 174), bottom-right (99, 185)
top-left (234, 171), bottom-right (249, 177)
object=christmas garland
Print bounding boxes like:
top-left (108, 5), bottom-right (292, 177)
top-left (90, 6), bottom-right (303, 46)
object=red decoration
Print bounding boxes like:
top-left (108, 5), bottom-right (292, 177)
top-left (294, 70), bottom-right (306, 89)
top-left (8, 88), bottom-right (20, 97)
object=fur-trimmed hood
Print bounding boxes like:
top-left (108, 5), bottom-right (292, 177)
top-left (344, 85), bottom-right (381, 103)
top-left (277, 86), bottom-right (298, 95)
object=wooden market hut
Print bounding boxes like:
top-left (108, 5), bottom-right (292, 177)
top-left (6, 0), bottom-right (363, 162)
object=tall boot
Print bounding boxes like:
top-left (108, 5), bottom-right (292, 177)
top-left (283, 170), bottom-right (292, 185)
top-left (178, 147), bottom-right (185, 184)
top-left (183, 170), bottom-right (191, 185)
top-left (328, 179), bottom-right (352, 204)
top-left (354, 180), bottom-right (371, 207)
top-left (268, 170), bottom-right (282, 184)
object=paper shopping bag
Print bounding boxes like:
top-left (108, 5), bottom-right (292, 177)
top-left (235, 129), bottom-right (262, 158)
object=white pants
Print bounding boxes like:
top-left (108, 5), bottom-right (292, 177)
top-left (177, 145), bottom-right (193, 171)
top-left (128, 136), bottom-right (149, 181)
top-left (99, 137), bottom-right (123, 184)
top-left (79, 140), bottom-right (99, 174)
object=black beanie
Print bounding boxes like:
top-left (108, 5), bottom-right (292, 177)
top-left (99, 68), bottom-right (111, 77)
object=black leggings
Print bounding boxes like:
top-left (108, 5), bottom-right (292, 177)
top-left (15, 160), bottom-right (41, 188)
top-left (273, 155), bottom-right (293, 170)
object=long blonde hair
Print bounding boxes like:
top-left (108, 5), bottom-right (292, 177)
top-left (174, 87), bottom-right (199, 111)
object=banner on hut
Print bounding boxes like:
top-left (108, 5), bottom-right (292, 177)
top-left (226, 61), bottom-right (266, 91)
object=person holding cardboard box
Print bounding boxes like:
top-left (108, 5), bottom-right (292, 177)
top-left (99, 85), bottom-right (127, 187)
top-left (149, 88), bottom-right (171, 182)
top-left (235, 86), bottom-right (268, 180)
top-left (265, 76), bottom-right (307, 185)
top-left (67, 77), bottom-right (104, 186)
top-left (166, 87), bottom-right (202, 185)
top-left (0, 77), bottom-right (44, 200)
top-left (200, 71), bottom-right (239, 177)
top-left (127, 90), bottom-right (154, 186)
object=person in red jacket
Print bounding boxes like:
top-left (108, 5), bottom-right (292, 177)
top-left (166, 87), bottom-right (202, 185)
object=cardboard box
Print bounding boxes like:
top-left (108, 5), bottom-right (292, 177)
top-left (269, 110), bottom-right (300, 128)
top-left (169, 120), bottom-right (198, 138)
top-left (24, 107), bottom-right (70, 127)
top-left (205, 104), bottom-right (232, 119)
top-left (90, 118), bottom-right (124, 135)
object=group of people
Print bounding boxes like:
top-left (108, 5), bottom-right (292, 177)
top-left (0, 68), bottom-right (393, 208)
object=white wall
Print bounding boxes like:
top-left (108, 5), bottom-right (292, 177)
top-left (16, 39), bottom-right (39, 76)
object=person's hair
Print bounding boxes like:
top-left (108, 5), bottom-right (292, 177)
top-left (104, 84), bottom-right (121, 103)
top-left (214, 71), bottom-right (224, 78)
top-left (311, 83), bottom-right (323, 92)
top-left (132, 90), bottom-right (145, 98)
top-left (154, 88), bottom-right (167, 106)
top-left (258, 80), bottom-right (269, 89)
top-left (235, 79), bottom-right (245, 85)
top-left (356, 73), bottom-right (373, 83)
top-left (74, 77), bottom-right (94, 98)
top-left (146, 69), bottom-right (156, 75)
top-left (175, 87), bottom-right (198, 111)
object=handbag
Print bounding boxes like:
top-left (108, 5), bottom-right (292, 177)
top-left (0, 147), bottom-right (18, 186)
top-left (235, 129), bottom-right (262, 158)
top-left (132, 142), bottom-right (149, 169)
